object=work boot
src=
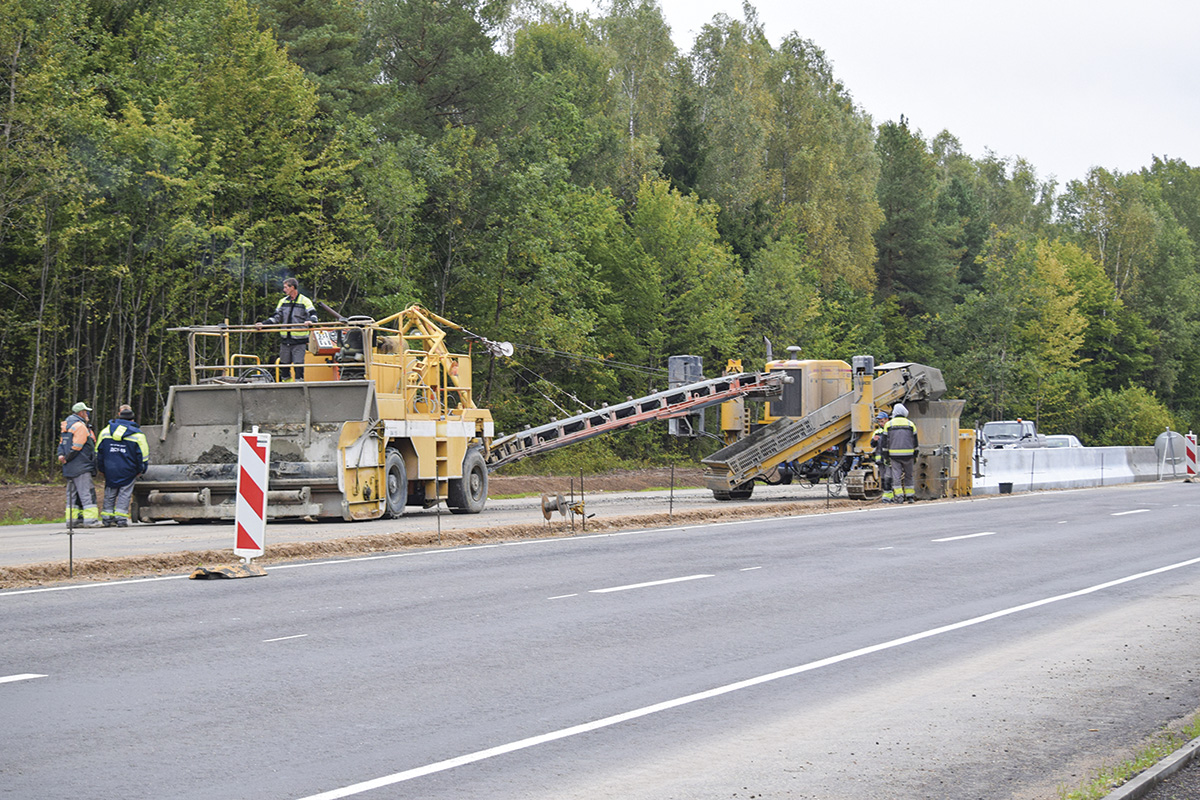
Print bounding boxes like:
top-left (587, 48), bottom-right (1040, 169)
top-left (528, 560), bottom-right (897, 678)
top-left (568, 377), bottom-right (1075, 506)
top-left (116, 519), bottom-right (130, 527)
top-left (83, 520), bottom-right (104, 528)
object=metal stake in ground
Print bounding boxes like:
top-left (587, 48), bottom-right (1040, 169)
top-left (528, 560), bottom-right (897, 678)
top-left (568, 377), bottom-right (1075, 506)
top-left (53, 482), bottom-right (95, 578)
top-left (669, 464), bottom-right (675, 519)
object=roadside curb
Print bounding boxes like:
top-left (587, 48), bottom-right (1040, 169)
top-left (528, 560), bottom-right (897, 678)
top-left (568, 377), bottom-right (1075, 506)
top-left (1102, 735), bottom-right (1200, 800)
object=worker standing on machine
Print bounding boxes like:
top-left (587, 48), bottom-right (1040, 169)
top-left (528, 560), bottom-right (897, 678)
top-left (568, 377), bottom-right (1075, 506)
top-left (871, 410), bottom-right (893, 502)
top-left (256, 277), bottom-right (317, 381)
top-left (884, 403), bottom-right (919, 503)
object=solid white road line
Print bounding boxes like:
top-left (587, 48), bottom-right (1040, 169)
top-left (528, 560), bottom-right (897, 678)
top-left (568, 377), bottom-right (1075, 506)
top-left (294, 554), bottom-right (1200, 800)
top-left (589, 574), bottom-right (714, 594)
top-left (933, 531), bottom-right (997, 542)
top-left (1, 673), bottom-right (47, 684)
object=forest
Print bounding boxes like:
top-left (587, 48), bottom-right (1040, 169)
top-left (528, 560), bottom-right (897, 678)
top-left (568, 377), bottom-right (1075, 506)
top-left (4, 0), bottom-right (1200, 474)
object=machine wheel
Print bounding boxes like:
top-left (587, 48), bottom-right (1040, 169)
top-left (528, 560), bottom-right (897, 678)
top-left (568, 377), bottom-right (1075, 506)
top-left (384, 448), bottom-right (407, 518)
top-left (845, 466), bottom-right (883, 500)
top-left (447, 448), bottom-right (488, 514)
top-left (712, 482), bottom-right (754, 501)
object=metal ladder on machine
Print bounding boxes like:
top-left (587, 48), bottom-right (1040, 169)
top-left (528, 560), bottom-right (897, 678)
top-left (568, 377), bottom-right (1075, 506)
top-left (485, 372), bottom-right (785, 471)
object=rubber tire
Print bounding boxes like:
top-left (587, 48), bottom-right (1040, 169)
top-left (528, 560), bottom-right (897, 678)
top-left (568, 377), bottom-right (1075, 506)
top-left (384, 448), bottom-right (407, 519)
top-left (447, 448), bottom-right (488, 514)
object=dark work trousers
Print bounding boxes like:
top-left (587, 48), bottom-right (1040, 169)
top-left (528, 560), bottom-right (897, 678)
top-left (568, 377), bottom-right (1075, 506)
top-left (279, 340), bottom-right (308, 380)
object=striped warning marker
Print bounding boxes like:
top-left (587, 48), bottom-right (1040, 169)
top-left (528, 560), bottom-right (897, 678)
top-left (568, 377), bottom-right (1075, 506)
top-left (234, 429), bottom-right (271, 561)
top-left (1187, 432), bottom-right (1197, 477)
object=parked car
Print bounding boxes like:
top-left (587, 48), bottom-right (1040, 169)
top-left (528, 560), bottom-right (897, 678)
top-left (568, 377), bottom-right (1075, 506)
top-left (981, 419), bottom-right (1042, 449)
top-left (1044, 434), bottom-right (1084, 448)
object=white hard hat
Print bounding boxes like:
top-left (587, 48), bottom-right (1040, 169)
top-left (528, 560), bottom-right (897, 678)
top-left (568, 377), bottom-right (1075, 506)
top-left (893, 403), bottom-right (908, 417)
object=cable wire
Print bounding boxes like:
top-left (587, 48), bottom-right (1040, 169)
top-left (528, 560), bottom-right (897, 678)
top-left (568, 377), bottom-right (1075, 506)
top-left (510, 343), bottom-right (667, 378)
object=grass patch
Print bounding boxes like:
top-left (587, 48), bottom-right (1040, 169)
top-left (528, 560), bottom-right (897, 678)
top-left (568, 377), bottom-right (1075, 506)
top-left (495, 437), bottom-right (695, 477)
top-left (1056, 714), bottom-right (1200, 799)
top-left (0, 509), bottom-right (59, 526)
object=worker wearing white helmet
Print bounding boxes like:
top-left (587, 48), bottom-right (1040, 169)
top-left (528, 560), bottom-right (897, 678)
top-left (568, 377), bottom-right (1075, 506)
top-left (883, 403), bottom-right (919, 503)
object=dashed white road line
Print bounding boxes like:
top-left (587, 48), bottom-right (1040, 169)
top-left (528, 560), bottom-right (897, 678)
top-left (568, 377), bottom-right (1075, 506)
top-left (295, 554), bottom-right (1200, 800)
top-left (589, 574), bottom-right (714, 594)
top-left (1, 673), bottom-right (47, 684)
top-left (263, 634), bottom-right (309, 643)
top-left (1112, 509), bottom-right (1149, 516)
top-left (933, 531), bottom-right (998, 542)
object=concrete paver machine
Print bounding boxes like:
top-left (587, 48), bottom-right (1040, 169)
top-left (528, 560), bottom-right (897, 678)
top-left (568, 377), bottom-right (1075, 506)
top-left (135, 305), bottom-right (501, 522)
top-left (703, 355), bottom-right (970, 501)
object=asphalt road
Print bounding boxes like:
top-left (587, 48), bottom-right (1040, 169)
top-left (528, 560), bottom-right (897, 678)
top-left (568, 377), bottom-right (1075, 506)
top-left (3, 482), bottom-right (1200, 799)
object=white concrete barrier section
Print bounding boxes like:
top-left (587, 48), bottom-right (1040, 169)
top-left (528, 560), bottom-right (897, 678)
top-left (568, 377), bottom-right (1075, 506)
top-left (970, 446), bottom-right (1174, 495)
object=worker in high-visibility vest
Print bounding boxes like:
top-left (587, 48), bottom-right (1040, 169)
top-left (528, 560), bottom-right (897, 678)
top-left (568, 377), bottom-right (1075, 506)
top-left (58, 401), bottom-right (101, 526)
top-left (883, 403), bottom-right (919, 503)
top-left (97, 404), bottom-right (150, 527)
top-left (256, 277), bottom-right (317, 380)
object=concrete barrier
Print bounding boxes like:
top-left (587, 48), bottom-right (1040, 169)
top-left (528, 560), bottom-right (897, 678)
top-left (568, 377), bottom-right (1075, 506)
top-left (970, 446), bottom-right (1174, 494)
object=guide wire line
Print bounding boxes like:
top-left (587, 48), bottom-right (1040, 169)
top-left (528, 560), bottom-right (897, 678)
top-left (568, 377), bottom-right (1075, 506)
top-left (508, 343), bottom-right (667, 379)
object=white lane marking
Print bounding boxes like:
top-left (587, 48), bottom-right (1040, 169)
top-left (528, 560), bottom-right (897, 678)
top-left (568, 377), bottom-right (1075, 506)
top-left (589, 574), bottom-right (714, 594)
top-left (933, 531), bottom-right (997, 542)
top-left (547, 594), bottom-right (577, 600)
top-left (1, 574), bottom-right (190, 596)
top-left (263, 634), bottom-right (309, 643)
top-left (1112, 509), bottom-right (1149, 516)
top-left (294, 554), bottom-right (1200, 800)
top-left (1, 674), bottom-right (47, 684)
top-left (739, 567), bottom-right (762, 572)
top-left (878, 547), bottom-right (895, 550)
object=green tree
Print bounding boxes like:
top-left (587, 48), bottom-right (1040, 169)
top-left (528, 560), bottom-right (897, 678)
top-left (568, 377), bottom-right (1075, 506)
top-left (765, 35), bottom-right (881, 290)
top-left (631, 177), bottom-right (744, 363)
top-left (1078, 386), bottom-right (1176, 447)
top-left (691, 9), bottom-right (772, 224)
top-left (933, 234), bottom-right (1087, 428)
top-left (1144, 157), bottom-right (1200, 243)
top-left (660, 57), bottom-right (706, 194)
top-left (252, 0), bottom-right (375, 123)
top-left (929, 131), bottom-right (990, 294)
top-left (601, 0), bottom-right (674, 142)
top-left (874, 117), bottom-right (956, 316)
top-left (742, 235), bottom-right (821, 358)
top-left (363, 0), bottom-right (513, 140)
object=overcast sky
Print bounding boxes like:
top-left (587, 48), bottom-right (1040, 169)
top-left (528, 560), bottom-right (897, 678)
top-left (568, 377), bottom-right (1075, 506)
top-left (569, 0), bottom-right (1200, 187)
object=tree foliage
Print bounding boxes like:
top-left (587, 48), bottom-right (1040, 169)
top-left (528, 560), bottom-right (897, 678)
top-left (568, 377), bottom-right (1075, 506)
top-left (4, 0), bottom-right (1200, 473)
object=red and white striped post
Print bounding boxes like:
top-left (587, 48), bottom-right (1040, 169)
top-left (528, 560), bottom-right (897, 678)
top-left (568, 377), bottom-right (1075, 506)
top-left (234, 427), bottom-right (271, 562)
top-left (1186, 432), bottom-right (1197, 478)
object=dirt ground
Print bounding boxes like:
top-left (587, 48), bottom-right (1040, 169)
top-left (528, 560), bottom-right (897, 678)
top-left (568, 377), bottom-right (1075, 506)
top-left (0, 468), bottom-right (708, 523)
top-left (0, 467), bottom-right (867, 589)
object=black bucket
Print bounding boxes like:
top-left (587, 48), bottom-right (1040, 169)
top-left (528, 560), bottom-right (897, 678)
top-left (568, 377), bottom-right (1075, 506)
top-left (999, 482), bottom-right (1013, 494)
